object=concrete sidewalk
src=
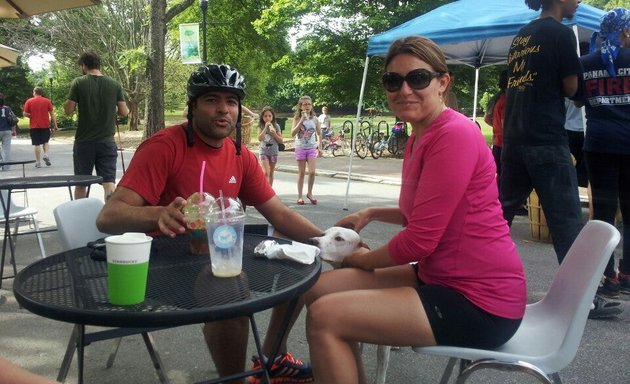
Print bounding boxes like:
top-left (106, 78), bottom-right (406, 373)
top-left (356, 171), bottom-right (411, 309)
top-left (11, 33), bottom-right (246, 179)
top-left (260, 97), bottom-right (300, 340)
top-left (0, 137), bottom-right (627, 384)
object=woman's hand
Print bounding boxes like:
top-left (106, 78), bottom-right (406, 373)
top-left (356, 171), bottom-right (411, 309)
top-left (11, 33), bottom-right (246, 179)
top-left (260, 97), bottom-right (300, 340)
top-left (341, 247), bottom-right (372, 269)
top-left (335, 209), bottom-right (371, 233)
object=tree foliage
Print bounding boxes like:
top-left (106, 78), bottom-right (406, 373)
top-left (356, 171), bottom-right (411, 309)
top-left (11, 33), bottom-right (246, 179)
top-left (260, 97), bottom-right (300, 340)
top-left (0, 0), bottom-right (621, 131)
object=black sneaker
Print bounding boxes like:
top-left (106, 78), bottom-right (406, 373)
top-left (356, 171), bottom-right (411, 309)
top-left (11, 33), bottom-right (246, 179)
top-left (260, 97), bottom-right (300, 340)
top-left (247, 352), bottom-right (314, 384)
top-left (597, 276), bottom-right (621, 298)
top-left (43, 156), bottom-right (51, 166)
top-left (588, 295), bottom-right (622, 319)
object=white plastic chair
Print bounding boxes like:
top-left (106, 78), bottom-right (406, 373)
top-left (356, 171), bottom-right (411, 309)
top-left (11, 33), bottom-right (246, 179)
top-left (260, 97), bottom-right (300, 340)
top-left (412, 220), bottom-right (620, 384)
top-left (0, 190), bottom-right (46, 264)
top-left (53, 197), bottom-right (108, 251)
top-left (53, 198), bottom-right (169, 383)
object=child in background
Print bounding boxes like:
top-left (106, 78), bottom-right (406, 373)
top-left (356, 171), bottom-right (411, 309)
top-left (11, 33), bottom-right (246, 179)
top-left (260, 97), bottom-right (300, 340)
top-left (257, 106), bottom-right (283, 186)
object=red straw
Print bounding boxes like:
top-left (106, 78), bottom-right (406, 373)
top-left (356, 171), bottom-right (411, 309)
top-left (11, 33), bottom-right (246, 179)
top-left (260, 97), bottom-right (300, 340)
top-left (199, 160), bottom-right (206, 200)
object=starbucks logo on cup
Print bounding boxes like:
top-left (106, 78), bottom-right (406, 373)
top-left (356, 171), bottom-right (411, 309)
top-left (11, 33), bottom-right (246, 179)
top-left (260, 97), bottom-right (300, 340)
top-left (213, 225), bottom-right (238, 249)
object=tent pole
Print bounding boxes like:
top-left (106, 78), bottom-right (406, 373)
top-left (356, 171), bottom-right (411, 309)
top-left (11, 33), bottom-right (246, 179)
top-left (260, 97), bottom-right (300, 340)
top-left (472, 67), bottom-right (480, 121)
top-left (344, 55), bottom-right (370, 210)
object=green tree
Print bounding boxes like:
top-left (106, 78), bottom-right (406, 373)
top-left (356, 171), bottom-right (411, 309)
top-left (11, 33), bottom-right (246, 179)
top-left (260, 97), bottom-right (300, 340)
top-left (0, 59), bottom-right (34, 119)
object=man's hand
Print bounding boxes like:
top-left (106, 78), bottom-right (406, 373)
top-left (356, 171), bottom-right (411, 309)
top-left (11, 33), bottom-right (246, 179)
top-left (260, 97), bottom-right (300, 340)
top-left (157, 197), bottom-right (188, 237)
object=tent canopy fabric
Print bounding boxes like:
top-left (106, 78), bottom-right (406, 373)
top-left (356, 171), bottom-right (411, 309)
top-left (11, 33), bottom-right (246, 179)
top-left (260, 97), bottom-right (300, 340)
top-left (0, 0), bottom-right (99, 19)
top-left (367, 0), bottom-right (605, 68)
top-left (0, 43), bottom-right (19, 68)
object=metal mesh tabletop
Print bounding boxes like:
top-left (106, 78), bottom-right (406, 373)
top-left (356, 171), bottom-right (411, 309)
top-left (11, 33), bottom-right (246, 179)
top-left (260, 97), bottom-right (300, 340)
top-left (13, 234), bottom-right (321, 328)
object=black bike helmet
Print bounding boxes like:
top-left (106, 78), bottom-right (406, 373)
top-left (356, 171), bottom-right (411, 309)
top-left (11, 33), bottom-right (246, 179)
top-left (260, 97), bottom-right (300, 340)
top-left (185, 64), bottom-right (246, 152)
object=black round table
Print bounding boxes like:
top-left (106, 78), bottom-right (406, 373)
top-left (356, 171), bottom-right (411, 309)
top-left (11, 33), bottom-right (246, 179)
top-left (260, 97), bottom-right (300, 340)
top-left (0, 159), bottom-right (36, 176)
top-left (13, 233), bottom-right (321, 384)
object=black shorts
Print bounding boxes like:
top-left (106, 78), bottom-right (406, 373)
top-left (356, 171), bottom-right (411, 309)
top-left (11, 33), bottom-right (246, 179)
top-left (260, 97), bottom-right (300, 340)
top-left (412, 264), bottom-right (521, 349)
top-left (73, 141), bottom-right (118, 183)
top-left (30, 129), bottom-right (51, 146)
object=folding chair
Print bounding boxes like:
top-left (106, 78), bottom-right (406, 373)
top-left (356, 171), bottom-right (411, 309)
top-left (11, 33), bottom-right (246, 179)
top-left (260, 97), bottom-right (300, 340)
top-left (53, 198), bottom-right (169, 383)
top-left (412, 220), bottom-right (620, 384)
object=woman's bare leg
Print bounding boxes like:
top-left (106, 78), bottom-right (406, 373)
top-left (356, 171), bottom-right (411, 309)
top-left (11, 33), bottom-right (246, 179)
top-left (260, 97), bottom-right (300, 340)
top-left (305, 266), bottom-right (436, 384)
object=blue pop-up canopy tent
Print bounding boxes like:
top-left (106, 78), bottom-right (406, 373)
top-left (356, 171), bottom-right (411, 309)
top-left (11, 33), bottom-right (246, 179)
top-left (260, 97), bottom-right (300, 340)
top-left (344, 0), bottom-right (605, 208)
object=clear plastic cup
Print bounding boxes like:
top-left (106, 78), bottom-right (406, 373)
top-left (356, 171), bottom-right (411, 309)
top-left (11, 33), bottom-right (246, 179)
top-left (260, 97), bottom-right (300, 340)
top-left (183, 192), bottom-right (214, 255)
top-left (205, 197), bottom-right (246, 277)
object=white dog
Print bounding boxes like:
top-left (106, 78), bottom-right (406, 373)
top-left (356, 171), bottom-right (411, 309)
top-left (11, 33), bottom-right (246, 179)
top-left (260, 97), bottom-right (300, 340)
top-left (309, 226), bottom-right (391, 384)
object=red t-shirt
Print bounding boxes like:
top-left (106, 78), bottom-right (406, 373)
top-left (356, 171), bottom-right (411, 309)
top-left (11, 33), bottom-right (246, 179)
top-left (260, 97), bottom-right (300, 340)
top-left (23, 96), bottom-right (53, 129)
top-left (118, 124), bottom-right (275, 209)
top-left (492, 93), bottom-right (506, 147)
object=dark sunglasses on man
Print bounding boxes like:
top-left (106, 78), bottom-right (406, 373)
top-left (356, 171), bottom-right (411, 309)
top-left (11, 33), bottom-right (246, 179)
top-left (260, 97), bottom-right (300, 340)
top-left (381, 68), bottom-right (444, 92)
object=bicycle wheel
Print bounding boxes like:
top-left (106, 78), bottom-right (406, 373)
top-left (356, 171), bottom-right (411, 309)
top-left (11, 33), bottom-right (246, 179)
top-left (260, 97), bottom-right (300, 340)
top-left (354, 133), bottom-right (368, 159)
top-left (388, 134), bottom-right (399, 156)
top-left (331, 142), bottom-right (342, 157)
top-left (369, 132), bottom-right (384, 159)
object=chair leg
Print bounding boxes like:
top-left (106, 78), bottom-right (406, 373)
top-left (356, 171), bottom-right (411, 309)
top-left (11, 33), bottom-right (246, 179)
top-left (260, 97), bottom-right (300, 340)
top-left (31, 214), bottom-right (46, 258)
top-left (437, 358), bottom-right (458, 384)
top-left (456, 359), bottom-right (554, 384)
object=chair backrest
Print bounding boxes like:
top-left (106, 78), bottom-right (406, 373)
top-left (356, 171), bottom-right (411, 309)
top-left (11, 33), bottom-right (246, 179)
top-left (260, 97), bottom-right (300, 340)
top-left (53, 198), bottom-right (109, 251)
top-left (0, 190), bottom-right (38, 218)
top-left (520, 220), bottom-right (620, 372)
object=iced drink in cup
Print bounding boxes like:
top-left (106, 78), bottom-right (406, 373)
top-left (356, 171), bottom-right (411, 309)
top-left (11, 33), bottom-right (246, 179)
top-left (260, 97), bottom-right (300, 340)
top-left (183, 192), bottom-right (214, 255)
top-left (205, 196), bottom-right (246, 277)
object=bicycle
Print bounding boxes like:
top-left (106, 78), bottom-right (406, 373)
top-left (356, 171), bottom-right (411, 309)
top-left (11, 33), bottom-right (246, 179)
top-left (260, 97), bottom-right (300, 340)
top-left (367, 120), bottom-right (390, 159)
top-left (370, 121), bottom-right (409, 159)
top-left (353, 121), bottom-right (370, 159)
top-left (322, 127), bottom-right (351, 157)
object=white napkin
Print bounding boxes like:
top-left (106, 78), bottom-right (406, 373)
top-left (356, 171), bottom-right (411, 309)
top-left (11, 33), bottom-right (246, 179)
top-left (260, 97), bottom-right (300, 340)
top-left (254, 240), bottom-right (320, 265)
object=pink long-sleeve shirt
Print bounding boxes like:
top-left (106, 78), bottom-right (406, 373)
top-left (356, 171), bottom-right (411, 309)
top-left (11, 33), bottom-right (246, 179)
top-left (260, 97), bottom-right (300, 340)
top-left (389, 109), bottom-right (526, 319)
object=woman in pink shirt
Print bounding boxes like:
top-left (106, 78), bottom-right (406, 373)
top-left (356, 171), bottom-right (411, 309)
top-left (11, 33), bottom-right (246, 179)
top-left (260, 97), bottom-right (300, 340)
top-left (304, 36), bottom-right (526, 384)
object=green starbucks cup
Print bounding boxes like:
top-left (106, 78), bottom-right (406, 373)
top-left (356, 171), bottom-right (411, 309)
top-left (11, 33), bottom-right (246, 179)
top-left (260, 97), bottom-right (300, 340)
top-left (105, 232), bottom-right (153, 305)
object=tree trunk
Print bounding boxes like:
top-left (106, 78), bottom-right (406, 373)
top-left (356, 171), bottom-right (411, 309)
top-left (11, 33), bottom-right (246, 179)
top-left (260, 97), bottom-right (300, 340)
top-left (146, 0), bottom-right (167, 138)
top-left (128, 101), bottom-right (140, 131)
top-left (146, 0), bottom-right (194, 138)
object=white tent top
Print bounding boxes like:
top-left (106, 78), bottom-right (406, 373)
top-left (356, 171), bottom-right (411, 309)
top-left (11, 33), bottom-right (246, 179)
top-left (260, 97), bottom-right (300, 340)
top-left (367, 0), bottom-right (605, 68)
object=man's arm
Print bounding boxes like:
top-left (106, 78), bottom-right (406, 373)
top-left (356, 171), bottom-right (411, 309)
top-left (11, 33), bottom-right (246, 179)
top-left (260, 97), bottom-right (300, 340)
top-left (117, 100), bottom-right (129, 117)
top-left (96, 186), bottom-right (187, 237)
top-left (64, 100), bottom-right (76, 116)
top-left (562, 74), bottom-right (578, 98)
top-left (49, 111), bottom-right (58, 130)
top-left (255, 196), bottom-right (322, 243)
top-left (0, 357), bottom-right (59, 384)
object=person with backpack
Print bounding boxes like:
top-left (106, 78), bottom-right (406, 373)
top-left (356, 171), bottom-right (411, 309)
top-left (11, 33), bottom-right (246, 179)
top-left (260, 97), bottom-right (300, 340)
top-left (0, 93), bottom-right (18, 170)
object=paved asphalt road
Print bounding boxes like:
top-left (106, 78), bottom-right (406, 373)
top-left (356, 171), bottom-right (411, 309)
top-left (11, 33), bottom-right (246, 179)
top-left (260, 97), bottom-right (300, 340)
top-left (0, 136), bottom-right (628, 384)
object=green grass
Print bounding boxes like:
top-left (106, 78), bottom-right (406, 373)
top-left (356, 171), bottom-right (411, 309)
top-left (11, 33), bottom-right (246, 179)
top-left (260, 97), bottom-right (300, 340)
top-left (44, 111), bottom-right (494, 148)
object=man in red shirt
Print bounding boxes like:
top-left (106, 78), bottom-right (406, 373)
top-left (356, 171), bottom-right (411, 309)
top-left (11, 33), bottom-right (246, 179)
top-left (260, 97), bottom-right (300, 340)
top-left (23, 87), bottom-right (58, 168)
top-left (97, 64), bottom-right (320, 384)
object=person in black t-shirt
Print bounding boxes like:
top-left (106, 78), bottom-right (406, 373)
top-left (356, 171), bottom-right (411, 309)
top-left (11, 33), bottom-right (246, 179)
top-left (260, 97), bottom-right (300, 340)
top-left (501, 0), bottom-right (583, 264)
top-left (501, 0), bottom-right (621, 319)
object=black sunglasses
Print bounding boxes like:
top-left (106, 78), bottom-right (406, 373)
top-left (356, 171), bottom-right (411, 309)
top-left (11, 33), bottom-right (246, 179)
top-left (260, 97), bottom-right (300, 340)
top-left (381, 69), bottom-right (443, 92)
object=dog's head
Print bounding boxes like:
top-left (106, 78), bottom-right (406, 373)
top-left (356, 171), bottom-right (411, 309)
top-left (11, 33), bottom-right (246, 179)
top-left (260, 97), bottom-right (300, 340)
top-left (309, 226), bottom-right (361, 263)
